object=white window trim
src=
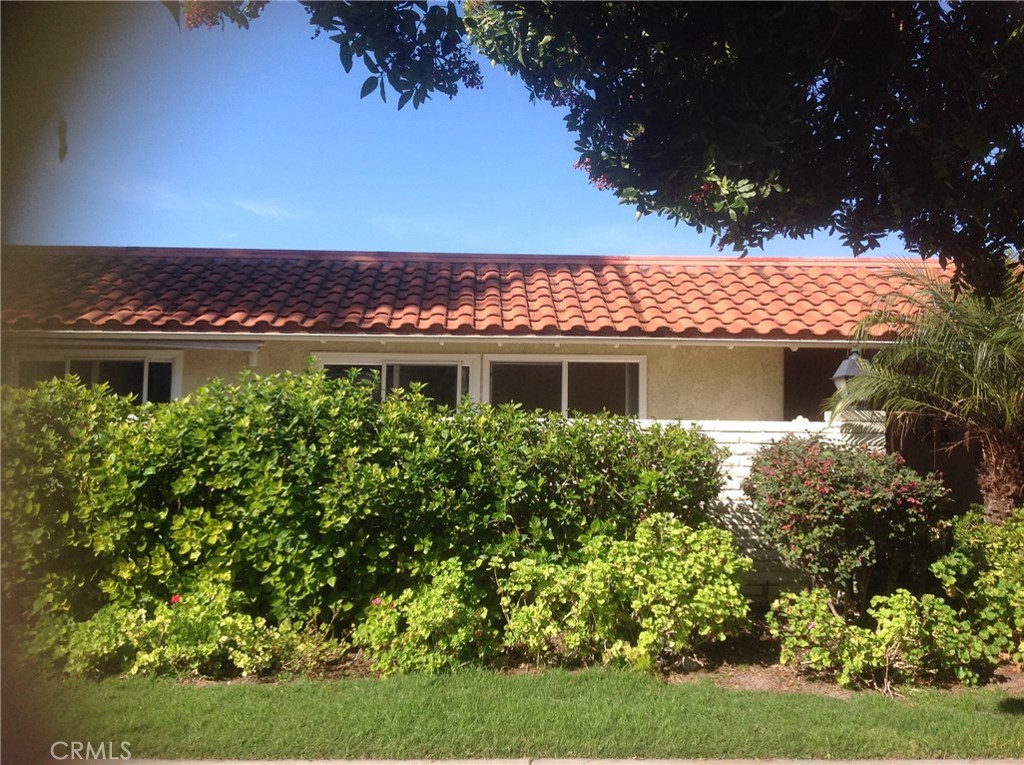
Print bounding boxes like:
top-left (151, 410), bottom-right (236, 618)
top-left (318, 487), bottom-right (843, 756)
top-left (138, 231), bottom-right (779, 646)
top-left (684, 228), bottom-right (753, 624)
top-left (315, 352), bottom-right (481, 405)
top-left (483, 354), bottom-right (648, 418)
top-left (11, 348), bottom-right (184, 402)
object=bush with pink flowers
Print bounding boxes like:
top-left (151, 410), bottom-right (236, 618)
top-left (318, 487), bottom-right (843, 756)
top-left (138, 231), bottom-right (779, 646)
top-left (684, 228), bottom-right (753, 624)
top-left (743, 435), bottom-right (949, 616)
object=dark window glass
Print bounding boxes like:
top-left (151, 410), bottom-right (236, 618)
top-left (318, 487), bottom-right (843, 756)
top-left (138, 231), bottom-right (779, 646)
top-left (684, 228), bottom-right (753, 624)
top-left (389, 364), bottom-right (458, 407)
top-left (783, 348), bottom-right (849, 420)
top-left (490, 362), bottom-right (562, 412)
top-left (325, 364), bottom-right (382, 397)
top-left (147, 362), bottom-right (173, 403)
top-left (567, 362), bottom-right (639, 416)
top-left (95, 361), bottom-right (146, 402)
top-left (69, 359), bottom-right (94, 383)
top-left (22, 358), bottom-right (172, 404)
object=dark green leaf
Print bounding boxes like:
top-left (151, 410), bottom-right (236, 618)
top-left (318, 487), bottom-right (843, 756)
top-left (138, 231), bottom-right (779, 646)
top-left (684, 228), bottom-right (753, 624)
top-left (359, 75), bottom-right (378, 99)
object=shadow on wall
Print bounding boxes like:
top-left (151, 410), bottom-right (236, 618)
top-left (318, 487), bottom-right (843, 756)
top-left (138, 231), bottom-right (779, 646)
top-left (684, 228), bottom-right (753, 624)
top-left (836, 409), bottom-right (887, 450)
top-left (711, 498), bottom-right (810, 610)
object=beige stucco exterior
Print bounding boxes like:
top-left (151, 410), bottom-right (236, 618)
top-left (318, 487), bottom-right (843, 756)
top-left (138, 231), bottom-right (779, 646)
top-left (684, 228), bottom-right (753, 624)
top-left (2, 334), bottom-right (794, 420)
top-left (3, 337), bottom-right (788, 421)
top-left (161, 337), bottom-right (786, 421)
top-left (645, 343), bottom-right (783, 420)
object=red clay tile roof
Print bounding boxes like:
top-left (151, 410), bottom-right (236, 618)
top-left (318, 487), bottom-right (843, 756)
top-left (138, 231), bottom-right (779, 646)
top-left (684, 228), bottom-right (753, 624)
top-left (1, 245), bottom-right (933, 341)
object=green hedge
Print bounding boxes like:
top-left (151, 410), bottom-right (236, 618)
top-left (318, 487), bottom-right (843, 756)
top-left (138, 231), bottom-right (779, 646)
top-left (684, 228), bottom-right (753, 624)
top-left (768, 587), bottom-right (994, 692)
top-left (501, 514), bottom-right (751, 670)
top-left (2, 370), bottom-right (729, 676)
top-left (931, 507), bottom-right (1024, 664)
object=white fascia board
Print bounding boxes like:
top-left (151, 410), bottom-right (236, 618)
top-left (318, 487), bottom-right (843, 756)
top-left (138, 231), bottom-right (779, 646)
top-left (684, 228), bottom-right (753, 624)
top-left (2, 332), bottom-right (265, 353)
top-left (1, 329), bottom-right (890, 349)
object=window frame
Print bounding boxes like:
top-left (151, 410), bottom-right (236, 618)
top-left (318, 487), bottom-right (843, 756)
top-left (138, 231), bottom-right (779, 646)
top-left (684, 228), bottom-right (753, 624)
top-left (316, 352), bottom-right (480, 407)
top-left (484, 354), bottom-right (647, 418)
top-left (12, 348), bottom-right (183, 403)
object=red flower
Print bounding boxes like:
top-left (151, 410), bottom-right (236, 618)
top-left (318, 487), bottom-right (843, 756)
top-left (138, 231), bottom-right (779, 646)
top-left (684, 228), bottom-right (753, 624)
top-left (372, 597), bottom-right (382, 606)
top-left (170, 594), bottom-right (181, 605)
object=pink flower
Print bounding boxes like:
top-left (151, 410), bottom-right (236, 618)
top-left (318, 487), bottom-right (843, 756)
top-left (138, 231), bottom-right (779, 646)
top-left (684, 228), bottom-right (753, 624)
top-left (808, 621), bottom-right (816, 631)
top-left (372, 597), bottom-right (382, 606)
top-left (170, 594), bottom-right (181, 605)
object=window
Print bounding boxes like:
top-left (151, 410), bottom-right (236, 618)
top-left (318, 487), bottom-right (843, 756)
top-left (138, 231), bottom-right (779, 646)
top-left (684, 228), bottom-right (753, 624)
top-left (487, 357), bottom-right (644, 416)
top-left (15, 352), bottom-right (180, 404)
top-left (324, 363), bottom-right (380, 388)
top-left (567, 361), bottom-right (639, 416)
top-left (490, 362), bottom-right (562, 412)
top-left (389, 364), bottom-right (467, 406)
top-left (319, 353), bottom-right (643, 415)
top-left (321, 355), bottom-right (475, 408)
top-left (783, 348), bottom-right (850, 420)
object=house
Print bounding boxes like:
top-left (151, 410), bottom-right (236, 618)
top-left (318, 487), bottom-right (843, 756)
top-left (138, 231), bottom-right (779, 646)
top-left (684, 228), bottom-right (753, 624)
top-left (1, 245), bottom-right (921, 596)
top-left (2, 245), bottom-right (907, 411)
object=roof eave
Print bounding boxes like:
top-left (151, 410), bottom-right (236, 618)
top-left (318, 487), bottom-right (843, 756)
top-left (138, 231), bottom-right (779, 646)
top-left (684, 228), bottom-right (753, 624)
top-left (0, 328), bottom-right (888, 349)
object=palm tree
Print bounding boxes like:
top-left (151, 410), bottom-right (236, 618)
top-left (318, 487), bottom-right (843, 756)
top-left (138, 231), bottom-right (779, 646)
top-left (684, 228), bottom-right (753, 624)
top-left (830, 261), bottom-right (1024, 523)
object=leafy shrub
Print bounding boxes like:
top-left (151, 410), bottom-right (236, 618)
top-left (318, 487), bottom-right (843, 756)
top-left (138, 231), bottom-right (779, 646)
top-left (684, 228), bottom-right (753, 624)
top-left (0, 378), bottom-right (141, 622)
top-left (351, 558), bottom-right (496, 675)
top-left (2, 370), bottom-right (726, 646)
top-left (25, 576), bottom-right (339, 679)
top-left (29, 604), bottom-right (149, 678)
top-left (2, 371), bottom-right (729, 679)
top-left (931, 507), bottom-right (1024, 664)
top-left (769, 587), bottom-right (994, 692)
top-left (743, 435), bottom-right (949, 615)
top-left (130, 577), bottom-right (301, 677)
top-left (501, 515), bottom-right (751, 670)
top-left (370, 402), bottom-right (725, 578)
top-left (106, 369), bottom-right (389, 624)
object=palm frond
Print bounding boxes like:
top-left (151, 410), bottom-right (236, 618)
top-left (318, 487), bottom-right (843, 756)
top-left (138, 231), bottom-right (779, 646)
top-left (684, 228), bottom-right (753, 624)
top-left (830, 260), bottom-right (1024, 441)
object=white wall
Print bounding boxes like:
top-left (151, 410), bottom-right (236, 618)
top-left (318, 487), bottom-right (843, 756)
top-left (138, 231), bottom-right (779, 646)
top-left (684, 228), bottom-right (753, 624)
top-left (652, 416), bottom-right (885, 603)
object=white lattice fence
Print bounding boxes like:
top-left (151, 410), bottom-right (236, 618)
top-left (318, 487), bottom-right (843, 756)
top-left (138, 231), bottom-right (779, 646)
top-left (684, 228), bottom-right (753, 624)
top-left (645, 415), bottom-right (885, 604)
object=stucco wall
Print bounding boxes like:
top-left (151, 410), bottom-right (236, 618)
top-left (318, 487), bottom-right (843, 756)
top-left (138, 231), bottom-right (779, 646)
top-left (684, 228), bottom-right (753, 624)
top-left (176, 338), bottom-right (785, 421)
top-left (180, 349), bottom-right (250, 393)
top-left (646, 344), bottom-right (782, 420)
top-left (181, 344), bottom-right (321, 394)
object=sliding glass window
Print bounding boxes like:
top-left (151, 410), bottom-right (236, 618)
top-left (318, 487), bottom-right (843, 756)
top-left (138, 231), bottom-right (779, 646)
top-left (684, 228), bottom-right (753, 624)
top-left (488, 358), bottom-right (642, 416)
top-left (17, 356), bottom-right (175, 404)
top-left (324, 361), bottom-right (471, 408)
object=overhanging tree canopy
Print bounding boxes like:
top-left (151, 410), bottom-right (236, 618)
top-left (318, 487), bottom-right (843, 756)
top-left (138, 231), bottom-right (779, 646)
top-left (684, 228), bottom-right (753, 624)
top-left (464, 2), bottom-right (1024, 296)
top-left (155, 2), bottom-right (1024, 294)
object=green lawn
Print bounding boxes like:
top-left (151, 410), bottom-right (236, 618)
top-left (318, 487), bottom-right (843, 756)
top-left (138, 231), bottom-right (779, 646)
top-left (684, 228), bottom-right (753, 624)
top-left (7, 667), bottom-right (1023, 761)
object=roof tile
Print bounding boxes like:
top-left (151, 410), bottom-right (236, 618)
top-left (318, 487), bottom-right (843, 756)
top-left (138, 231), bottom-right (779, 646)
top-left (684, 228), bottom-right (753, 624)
top-left (1, 246), bottom-right (938, 341)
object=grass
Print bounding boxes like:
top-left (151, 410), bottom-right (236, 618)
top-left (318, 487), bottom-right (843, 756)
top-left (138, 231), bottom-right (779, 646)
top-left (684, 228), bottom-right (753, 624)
top-left (6, 665), bottom-right (1024, 761)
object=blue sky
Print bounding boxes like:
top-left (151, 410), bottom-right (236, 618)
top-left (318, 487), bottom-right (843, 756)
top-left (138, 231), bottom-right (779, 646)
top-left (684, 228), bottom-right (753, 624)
top-left (5, 1), bottom-right (909, 259)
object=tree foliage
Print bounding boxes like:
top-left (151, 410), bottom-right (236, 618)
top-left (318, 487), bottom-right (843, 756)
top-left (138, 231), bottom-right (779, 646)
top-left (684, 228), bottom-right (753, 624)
top-left (176, 2), bottom-right (1024, 295)
top-left (465, 2), bottom-right (1024, 296)
top-left (305, 1), bottom-right (483, 109)
top-left (170, 1), bottom-right (482, 108)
